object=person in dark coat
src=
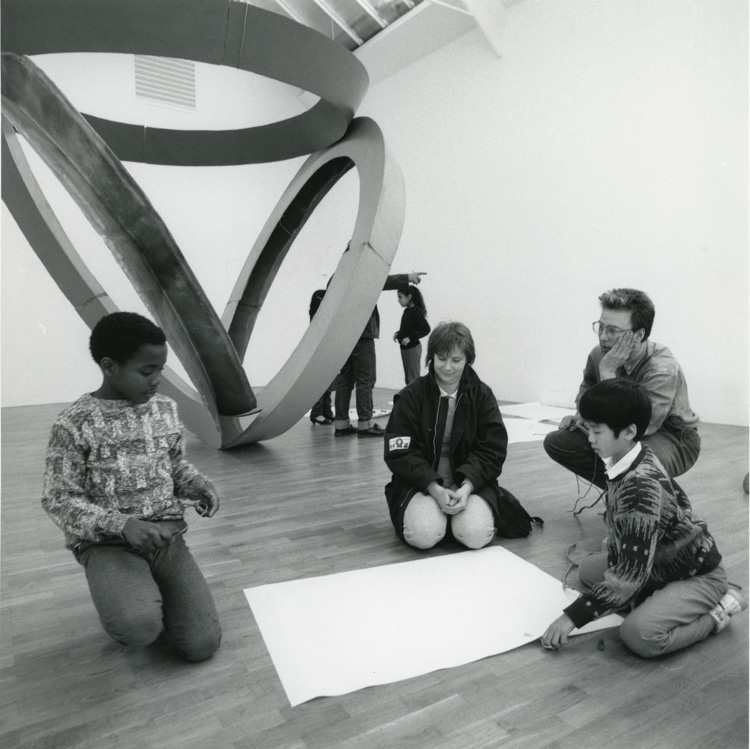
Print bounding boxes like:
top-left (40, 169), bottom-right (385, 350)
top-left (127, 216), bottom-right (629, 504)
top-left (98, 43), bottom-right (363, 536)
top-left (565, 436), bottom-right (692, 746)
top-left (383, 322), bottom-right (508, 550)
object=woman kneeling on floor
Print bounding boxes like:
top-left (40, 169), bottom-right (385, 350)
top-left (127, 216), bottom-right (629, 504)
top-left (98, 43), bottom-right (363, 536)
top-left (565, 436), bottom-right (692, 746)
top-left (383, 322), bottom-right (509, 550)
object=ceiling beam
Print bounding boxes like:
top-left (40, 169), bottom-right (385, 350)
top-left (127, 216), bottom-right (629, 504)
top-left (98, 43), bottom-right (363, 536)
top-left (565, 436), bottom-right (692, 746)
top-left (310, 0), bottom-right (364, 45)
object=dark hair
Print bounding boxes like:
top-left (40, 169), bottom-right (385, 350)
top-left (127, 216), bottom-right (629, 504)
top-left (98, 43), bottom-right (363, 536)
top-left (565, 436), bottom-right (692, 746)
top-left (426, 322), bottom-right (475, 368)
top-left (598, 288), bottom-right (655, 340)
top-left (397, 284), bottom-right (427, 316)
top-left (579, 380), bottom-right (652, 440)
top-left (89, 312), bottom-right (166, 365)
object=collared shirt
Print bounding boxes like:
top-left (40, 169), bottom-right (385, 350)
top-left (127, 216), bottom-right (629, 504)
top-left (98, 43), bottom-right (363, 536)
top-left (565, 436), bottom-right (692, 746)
top-left (603, 442), bottom-right (643, 480)
top-left (577, 340), bottom-right (699, 435)
top-left (439, 386), bottom-right (457, 399)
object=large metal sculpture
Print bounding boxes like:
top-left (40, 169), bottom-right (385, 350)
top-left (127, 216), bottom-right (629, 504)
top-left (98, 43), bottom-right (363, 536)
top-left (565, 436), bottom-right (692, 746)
top-left (1, 0), bottom-right (405, 447)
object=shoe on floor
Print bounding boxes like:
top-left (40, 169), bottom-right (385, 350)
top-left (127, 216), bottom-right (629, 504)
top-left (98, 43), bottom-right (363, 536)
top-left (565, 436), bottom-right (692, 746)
top-left (357, 424), bottom-right (384, 437)
top-left (334, 426), bottom-right (358, 437)
top-left (709, 588), bottom-right (748, 633)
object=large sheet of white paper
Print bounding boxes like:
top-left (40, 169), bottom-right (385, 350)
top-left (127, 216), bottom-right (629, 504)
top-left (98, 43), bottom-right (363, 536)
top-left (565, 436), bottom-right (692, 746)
top-left (244, 547), bottom-right (622, 706)
top-left (500, 401), bottom-right (576, 423)
top-left (504, 418), bottom-right (558, 443)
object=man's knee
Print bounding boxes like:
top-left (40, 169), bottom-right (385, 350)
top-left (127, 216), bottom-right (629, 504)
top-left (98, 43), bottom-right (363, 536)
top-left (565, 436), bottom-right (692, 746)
top-left (543, 430), bottom-right (566, 461)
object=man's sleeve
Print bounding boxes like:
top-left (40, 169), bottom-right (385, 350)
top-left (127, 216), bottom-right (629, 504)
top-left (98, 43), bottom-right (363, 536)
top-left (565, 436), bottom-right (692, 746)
top-left (383, 274), bottom-right (410, 291)
top-left (637, 366), bottom-right (679, 434)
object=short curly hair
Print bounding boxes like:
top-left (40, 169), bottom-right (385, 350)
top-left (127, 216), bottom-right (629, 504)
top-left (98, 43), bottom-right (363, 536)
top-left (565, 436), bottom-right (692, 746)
top-left (598, 288), bottom-right (655, 340)
top-left (89, 312), bottom-right (166, 364)
top-left (425, 321), bottom-right (475, 368)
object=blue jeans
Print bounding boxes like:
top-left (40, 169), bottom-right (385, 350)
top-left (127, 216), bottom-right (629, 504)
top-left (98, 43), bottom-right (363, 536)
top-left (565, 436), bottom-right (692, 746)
top-left (75, 530), bottom-right (221, 661)
top-left (544, 425), bottom-right (701, 489)
top-left (579, 551), bottom-right (727, 657)
top-left (335, 338), bottom-right (376, 429)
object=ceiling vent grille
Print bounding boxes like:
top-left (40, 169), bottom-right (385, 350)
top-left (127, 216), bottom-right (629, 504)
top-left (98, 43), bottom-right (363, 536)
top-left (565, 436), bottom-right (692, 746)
top-left (134, 55), bottom-right (196, 110)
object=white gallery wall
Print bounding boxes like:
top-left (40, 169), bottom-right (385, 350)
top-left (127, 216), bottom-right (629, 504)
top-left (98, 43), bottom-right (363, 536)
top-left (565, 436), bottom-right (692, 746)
top-left (2, 0), bottom-right (747, 428)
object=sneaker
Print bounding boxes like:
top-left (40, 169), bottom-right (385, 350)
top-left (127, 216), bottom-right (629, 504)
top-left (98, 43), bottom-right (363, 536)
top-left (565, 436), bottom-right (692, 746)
top-left (357, 423), bottom-right (384, 438)
top-left (709, 588), bottom-right (748, 633)
top-left (334, 426), bottom-right (358, 437)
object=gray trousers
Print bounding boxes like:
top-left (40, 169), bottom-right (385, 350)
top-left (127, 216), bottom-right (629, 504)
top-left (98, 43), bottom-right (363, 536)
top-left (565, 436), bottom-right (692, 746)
top-left (76, 531), bottom-right (221, 661)
top-left (579, 551), bottom-right (727, 658)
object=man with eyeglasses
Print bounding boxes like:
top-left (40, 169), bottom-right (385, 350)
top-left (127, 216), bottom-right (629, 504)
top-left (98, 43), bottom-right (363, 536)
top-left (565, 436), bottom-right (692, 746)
top-left (543, 288), bottom-right (700, 489)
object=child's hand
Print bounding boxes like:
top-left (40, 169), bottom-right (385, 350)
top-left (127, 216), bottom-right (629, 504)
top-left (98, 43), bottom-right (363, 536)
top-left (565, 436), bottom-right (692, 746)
top-left (401, 336), bottom-right (411, 346)
top-left (195, 481), bottom-right (220, 518)
top-left (393, 333), bottom-right (399, 342)
top-left (540, 614), bottom-right (575, 650)
top-left (122, 518), bottom-right (175, 552)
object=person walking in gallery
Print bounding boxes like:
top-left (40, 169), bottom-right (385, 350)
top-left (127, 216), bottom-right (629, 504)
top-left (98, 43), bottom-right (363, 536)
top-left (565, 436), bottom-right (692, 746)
top-left (541, 379), bottom-right (745, 656)
top-left (383, 322), bottom-right (509, 550)
top-left (544, 288), bottom-right (700, 490)
top-left (308, 286), bottom-right (335, 425)
top-left (393, 283), bottom-right (430, 385)
top-left (334, 269), bottom-right (425, 438)
top-left (41, 312), bottom-right (222, 661)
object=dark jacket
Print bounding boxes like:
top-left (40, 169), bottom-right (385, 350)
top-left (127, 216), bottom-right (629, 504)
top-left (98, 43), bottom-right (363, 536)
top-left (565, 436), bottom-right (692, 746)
top-left (383, 366), bottom-right (508, 539)
top-left (395, 306), bottom-right (431, 349)
top-left (361, 274), bottom-right (411, 340)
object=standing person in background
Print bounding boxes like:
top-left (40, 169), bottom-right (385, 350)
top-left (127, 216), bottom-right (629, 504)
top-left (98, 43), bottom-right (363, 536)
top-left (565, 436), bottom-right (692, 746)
top-left (393, 284), bottom-right (430, 385)
top-left (308, 286), bottom-right (335, 425)
top-left (334, 269), bottom-right (426, 438)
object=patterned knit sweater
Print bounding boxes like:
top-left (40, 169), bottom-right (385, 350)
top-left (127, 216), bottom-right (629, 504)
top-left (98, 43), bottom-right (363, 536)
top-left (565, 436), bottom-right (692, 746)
top-left (564, 445), bottom-right (721, 628)
top-left (42, 393), bottom-right (211, 549)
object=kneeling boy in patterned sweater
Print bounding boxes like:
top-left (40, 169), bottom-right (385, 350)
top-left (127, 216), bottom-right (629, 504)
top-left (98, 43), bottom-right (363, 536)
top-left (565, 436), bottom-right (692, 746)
top-left (42, 312), bottom-right (222, 661)
top-left (541, 379), bottom-right (745, 657)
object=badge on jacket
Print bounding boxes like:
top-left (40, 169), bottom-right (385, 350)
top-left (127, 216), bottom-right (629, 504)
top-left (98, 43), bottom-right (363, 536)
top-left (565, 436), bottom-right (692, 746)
top-left (389, 437), bottom-right (411, 450)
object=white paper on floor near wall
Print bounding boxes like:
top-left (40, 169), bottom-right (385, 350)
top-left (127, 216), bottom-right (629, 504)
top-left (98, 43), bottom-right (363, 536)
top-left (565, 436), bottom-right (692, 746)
top-left (503, 418), bottom-right (559, 443)
top-left (244, 546), bottom-right (622, 706)
top-left (500, 401), bottom-right (576, 423)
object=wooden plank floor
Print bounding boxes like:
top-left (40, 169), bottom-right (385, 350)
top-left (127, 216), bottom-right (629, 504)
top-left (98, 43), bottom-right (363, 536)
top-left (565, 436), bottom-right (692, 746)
top-left (1, 389), bottom-right (748, 749)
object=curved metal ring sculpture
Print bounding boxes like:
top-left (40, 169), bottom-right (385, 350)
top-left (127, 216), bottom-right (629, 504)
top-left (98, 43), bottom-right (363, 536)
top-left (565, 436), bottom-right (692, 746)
top-left (1, 0), bottom-right (406, 447)
top-left (1, 0), bottom-right (369, 165)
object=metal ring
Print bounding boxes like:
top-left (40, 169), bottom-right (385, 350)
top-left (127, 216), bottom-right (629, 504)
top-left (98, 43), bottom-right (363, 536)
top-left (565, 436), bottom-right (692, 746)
top-left (219, 116), bottom-right (405, 445)
top-left (2, 53), bottom-right (404, 447)
top-left (1, 0), bottom-right (368, 165)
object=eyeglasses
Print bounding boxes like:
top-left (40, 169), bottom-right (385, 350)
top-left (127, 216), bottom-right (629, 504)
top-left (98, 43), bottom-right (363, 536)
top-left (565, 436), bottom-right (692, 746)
top-left (592, 321), bottom-right (632, 337)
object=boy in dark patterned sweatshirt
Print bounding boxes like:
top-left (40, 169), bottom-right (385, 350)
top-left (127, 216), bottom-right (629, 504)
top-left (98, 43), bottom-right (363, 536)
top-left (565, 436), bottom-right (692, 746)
top-left (42, 312), bottom-right (221, 661)
top-left (541, 379), bottom-right (745, 657)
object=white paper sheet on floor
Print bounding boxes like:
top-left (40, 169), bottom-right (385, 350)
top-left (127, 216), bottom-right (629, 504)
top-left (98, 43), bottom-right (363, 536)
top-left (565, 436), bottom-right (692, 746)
top-left (244, 546), bottom-right (622, 706)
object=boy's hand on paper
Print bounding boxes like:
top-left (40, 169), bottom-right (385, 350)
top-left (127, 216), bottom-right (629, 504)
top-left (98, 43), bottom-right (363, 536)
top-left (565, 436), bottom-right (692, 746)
top-left (541, 614), bottom-right (575, 650)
